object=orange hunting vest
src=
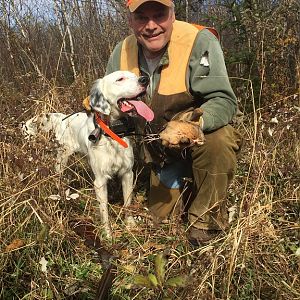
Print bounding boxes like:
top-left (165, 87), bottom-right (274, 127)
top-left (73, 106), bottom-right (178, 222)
top-left (120, 20), bottom-right (219, 162)
top-left (120, 20), bottom-right (218, 96)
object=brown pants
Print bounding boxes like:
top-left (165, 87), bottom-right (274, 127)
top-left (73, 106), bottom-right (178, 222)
top-left (148, 125), bottom-right (242, 230)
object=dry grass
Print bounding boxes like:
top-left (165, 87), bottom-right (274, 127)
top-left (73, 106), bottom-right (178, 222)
top-left (0, 82), bottom-right (299, 300)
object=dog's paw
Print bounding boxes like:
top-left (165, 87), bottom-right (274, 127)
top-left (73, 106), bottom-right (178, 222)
top-left (100, 224), bottom-right (112, 240)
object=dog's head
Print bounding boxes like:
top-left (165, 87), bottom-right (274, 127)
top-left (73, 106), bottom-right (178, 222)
top-left (22, 116), bottom-right (38, 137)
top-left (22, 113), bottom-right (58, 138)
top-left (89, 71), bottom-right (154, 121)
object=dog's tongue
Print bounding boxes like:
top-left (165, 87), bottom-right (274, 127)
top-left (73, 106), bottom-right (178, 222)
top-left (122, 100), bottom-right (154, 121)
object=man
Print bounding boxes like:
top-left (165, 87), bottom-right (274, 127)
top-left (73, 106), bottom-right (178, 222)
top-left (105, 0), bottom-right (242, 246)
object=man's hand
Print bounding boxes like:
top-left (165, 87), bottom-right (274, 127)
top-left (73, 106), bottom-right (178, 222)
top-left (159, 120), bottom-right (205, 149)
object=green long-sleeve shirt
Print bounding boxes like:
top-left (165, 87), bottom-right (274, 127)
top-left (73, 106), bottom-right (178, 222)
top-left (106, 27), bottom-right (237, 132)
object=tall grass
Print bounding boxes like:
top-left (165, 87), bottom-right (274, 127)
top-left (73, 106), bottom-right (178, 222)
top-left (1, 78), bottom-right (299, 299)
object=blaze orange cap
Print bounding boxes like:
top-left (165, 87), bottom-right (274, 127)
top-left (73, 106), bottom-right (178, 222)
top-left (126, 0), bottom-right (173, 12)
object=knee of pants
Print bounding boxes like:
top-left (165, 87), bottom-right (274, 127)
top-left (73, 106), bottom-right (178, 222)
top-left (190, 126), bottom-right (239, 171)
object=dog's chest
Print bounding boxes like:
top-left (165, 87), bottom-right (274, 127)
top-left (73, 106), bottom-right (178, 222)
top-left (88, 137), bottom-right (133, 176)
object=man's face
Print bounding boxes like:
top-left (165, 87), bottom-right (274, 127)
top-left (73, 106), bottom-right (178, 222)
top-left (129, 2), bottom-right (175, 56)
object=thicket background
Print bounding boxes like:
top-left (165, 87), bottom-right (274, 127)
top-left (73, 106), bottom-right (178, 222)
top-left (0, 0), bottom-right (299, 102)
top-left (1, 0), bottom-right (299, 299)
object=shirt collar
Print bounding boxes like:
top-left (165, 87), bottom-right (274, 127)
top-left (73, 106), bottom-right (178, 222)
top-left (137, 43), bottom-right (170, 74)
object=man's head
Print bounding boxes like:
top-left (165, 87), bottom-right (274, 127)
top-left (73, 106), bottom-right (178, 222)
top-left (127, 0), bottom-right (175, 58)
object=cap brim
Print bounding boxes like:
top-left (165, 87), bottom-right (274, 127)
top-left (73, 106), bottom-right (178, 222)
top-left (129, 0), bottom-right (172, 12)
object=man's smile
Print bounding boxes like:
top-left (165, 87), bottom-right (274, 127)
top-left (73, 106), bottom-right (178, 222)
top-left (143, 32), bottom-right (163, 39)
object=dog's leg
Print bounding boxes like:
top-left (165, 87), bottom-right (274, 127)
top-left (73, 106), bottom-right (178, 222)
top-left (122, 170), bottom-right (134, 207)
top-left (55, 149), bottom-right (72, 173)
top-left (121, 170), bottom-right (136, 227)
top-left (94, 177), bottom-right (112, 238)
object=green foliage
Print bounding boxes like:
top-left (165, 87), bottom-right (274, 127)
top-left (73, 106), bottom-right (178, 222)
top-left (133, 274), bottom-right (152, 288)
top-left (154, 252), bottom-right (167, 285)
top-left (132, 251), bottom-right (187, 299)
top-left (165, 276), bottom-right (187, 288)
top-left (148, 273), bottom-right (159, 287)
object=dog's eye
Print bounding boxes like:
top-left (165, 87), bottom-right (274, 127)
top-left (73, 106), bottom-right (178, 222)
top-left (116, 77), bottom-right (125, 82)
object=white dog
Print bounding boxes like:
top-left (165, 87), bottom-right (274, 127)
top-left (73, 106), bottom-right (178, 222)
top-left (22, 71), bottom-right (153, 238)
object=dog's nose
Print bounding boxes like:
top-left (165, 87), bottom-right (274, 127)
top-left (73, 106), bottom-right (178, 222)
top-left (138, 76), bottom-right (149, 87)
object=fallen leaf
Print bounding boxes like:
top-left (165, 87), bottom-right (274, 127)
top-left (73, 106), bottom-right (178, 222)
top-left (65, 189), bottom-right (79, 200)
top-left (5, 239), bottom-right (25, 252)
top-left (68, 193), bottom-right (79, 200)
top-left (270, 117), bottom-right (279, 124)
top-left (39, 256), bottom-right (48, 273)
top-left (48, 195), bottom-right (61, 200)
top-left (267, 127), bottom-right (274, 137)
top-left (65, 189), bottom-right (70, 198)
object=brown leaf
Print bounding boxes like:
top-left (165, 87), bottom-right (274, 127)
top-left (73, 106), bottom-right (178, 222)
top-left (142, 241), bottom-right (165, 252)
top-left (5, 239), bottom-right (25, 252)
top-left (68, 218), bottom-right (115, 266)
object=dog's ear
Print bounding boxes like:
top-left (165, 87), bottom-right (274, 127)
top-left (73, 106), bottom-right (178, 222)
top-left (90, 79), bottom-right (111, 115)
